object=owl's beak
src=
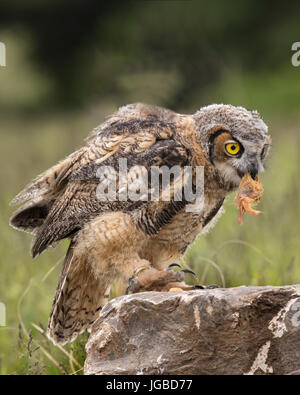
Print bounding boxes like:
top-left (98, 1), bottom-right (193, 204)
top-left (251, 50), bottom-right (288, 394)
top-left (248, 163), bottom-right (259, 180)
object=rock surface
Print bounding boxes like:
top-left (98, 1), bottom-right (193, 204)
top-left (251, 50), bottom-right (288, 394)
top-left (84, 285), bottom-right (300, 375)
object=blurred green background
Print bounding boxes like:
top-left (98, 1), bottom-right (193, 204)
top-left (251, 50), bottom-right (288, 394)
top-left (0, 0), bottom-right (300, 374)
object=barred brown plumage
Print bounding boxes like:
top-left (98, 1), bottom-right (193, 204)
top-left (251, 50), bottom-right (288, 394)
top-left (9, 102), bottom-right (270, 344)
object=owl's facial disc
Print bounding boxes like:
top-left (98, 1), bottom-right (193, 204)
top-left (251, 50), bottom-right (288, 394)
top-left (209, 130), bottom-right (268, 189)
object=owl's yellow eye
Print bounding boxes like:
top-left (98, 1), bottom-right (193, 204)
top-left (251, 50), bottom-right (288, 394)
top-left (225, 142), bottom-right (241, 156)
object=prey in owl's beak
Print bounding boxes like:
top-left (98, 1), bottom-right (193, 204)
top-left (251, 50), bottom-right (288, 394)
top-left (235, 173), bottom-right (264, 224)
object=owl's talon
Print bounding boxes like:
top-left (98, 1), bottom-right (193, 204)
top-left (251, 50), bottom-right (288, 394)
top-left (205, 284), bottom-right (220, 289)
top-left (167, 264), bottom-right (198, 280)
top-left (192, 284), bottom-right (220, 290)
top-left (126, 276), bottom-right (142, 294)
top-left (179, 269), bottom-right (197, 277)
top-left (167, 263), bottom-right (182, 271)
top-left (193, 285), bottom-right (205, 289)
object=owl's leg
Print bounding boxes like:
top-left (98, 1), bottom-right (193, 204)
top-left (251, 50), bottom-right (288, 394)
top-left (126, 265), bottom-right (197, 293)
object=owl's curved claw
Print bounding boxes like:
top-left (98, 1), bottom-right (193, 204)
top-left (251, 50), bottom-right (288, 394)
top-left (167, 263), bottom-right (182, 271)
top-left (193, 284), bottom-right (205, 289)
top-left (180, 269), bottom-right (197, 277)
top-left (167, 263), bottom-right (197, 279)
top-left (126, 277), bottom-right (140, 295)
top-left (192, 284), bottom-right (220, 290)
top-left (126, 266), bottom-right (149, 294)
top-left (205, 284), bottom-right (220, 289)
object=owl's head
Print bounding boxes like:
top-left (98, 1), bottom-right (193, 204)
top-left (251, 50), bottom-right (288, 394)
top-left (193, 104), bottom-right (271, 189)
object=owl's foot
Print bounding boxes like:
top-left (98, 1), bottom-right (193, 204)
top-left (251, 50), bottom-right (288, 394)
top-left (167, 265), bottom-right (221, 290)
top-left (126, 264), bottom-right (198, 294)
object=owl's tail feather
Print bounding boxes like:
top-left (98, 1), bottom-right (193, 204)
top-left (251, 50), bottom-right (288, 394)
top-left (11, 158), bottom-right (69, 207)
top-left (10, 149), bottom-right (85, 207)
top-left (47, 242), bottom-right (112, 345)
top-left (9, 200), bottom-right (54, 234)
top-left (10, 149), bottom-right (86, 236)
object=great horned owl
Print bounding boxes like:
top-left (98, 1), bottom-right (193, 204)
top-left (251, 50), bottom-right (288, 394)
top-left (10, 103), bottom-right (271, 344)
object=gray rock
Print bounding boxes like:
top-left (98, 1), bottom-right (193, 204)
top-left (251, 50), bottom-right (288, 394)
top-left (84, 285), bottom-right (300, 375)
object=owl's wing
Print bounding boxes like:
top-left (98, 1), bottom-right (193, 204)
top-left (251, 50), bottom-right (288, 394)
top-left (27, 118), bottom-right (190, 257)
top-left (9, 102), bottom-right (181, 231)
top-left (10, 102), bottom-right (176, 207)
